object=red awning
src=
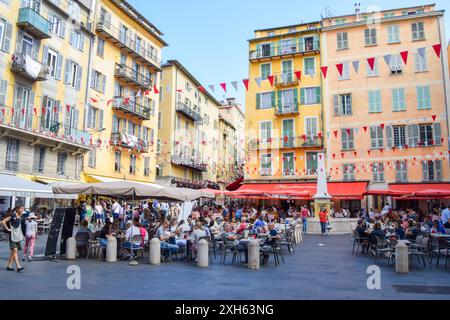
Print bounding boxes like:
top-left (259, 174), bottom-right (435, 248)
top-left (228, 182), bottom-right (368, 200)
top-left (226, 177), bottom-right (244, 191)
top-left (367, 184), bottom-right (450, 199)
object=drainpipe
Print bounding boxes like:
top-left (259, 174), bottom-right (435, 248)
top-left (437, 15), bottom-right (450, 151)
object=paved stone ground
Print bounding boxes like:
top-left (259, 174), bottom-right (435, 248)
top-left (0, 233), bottom-right (449, 300)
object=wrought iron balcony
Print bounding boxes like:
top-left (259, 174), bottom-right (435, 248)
top-left (114, 63), bottom-right (152, 90)
top-left (175, 102), bottom-right (203, 123)
top-left (274, 72), bottom-right (299, 88)
top-left (275, 103), bottom-right (299, 116)
top-left (0, 105), bottom-right (91, 150)
top-left (248, 137), bottom-right (304, 151)
top-left (96, 19), bottom-right (161, 71)
top-left (112, 97), bottom-right (151, 121)
top-left (110, 132), bottom-right (149, 152)
top-left (17, 7), bottom-right (51, 39)
top-left (249, 40), bottom-right (320, 61)
top-left (171, 155), bottom-right (207, 172)
top-left (301, 136), bottom-right (324, 148)
top-left (11, 52), bottom-right (49, 82)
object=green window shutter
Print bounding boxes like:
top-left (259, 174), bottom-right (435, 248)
top-left (300, 88), bottom-right (305, 105)
top-left (368, 91), bottom-right (373, 112)
top-left (422, 161), bottom-right (428, 181)
top-left (271, 91), bottom-right (276, 108)
top-left (256, 93), bottom-right (261, 109)
top-left (417, 86), bottom-right (423, 109)
top-left (300, 37), bottom-right (305, 51)
top-left (277, 91), bottom-right (282, 110)
top-left (256, 43), bottom-right (261, 57)
top-left (436, 160), bottom-right (442, 180)
top-left (433, 123), bottom-right (442, 145)
top-left (293, 89), bottom-right (299, 111)
top-left (386, 126), bottom-right (393, 148)
top-left (313, 35), bottom-right (320, 50)
top-left (315, 87), bottom-right (321, 103)
top-left (277, 40), bottom-right (282, 55)
top-left (424, 86), bottom-right (431, 109)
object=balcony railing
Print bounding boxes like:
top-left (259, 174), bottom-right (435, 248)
top-left (301, 137), bottom-right (324, 148)
top-left (274, 72), bottom-right (299, 88)
top-left (17, 7), bottom-right (51, 39)
top-left (276, 103), bottom-right (299, 116)
top-left (0, 105), bottom-right (91, 149)
top-left (110, 132), bottom-right (149, 152)
top-left (176, 102), bottom-right (203, 123)
top-left (96, 19), bottom-right (161, 71)
top-left (114, 63), bottom-right (152, 90)
top-left (11, 52), bottom-right (49, 82)
top-left (249, 40), bottom-right (320, 61)
top-left (43, 0), bottom-right (93, 33)
top-left (112, 97), bottom-right (152, 121)
top-left (171, 155), bottom-right (207, 172)
top-left (248, 136), bottom-right (323, 151)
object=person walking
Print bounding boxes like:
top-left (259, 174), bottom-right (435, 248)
top-left (319, 208), bottom-right (328, 236)
top-left (301, 205), bottom-right (310, 233)
top-left (1, 205), bottom-right (25, 272)
top-left (23, 213), bottom-right (38, 262)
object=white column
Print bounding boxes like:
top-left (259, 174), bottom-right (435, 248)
top-left (149, 238), bottom-right (161, 265)
top-left (248, 240), bottom-right (260, 270)
top-left (197, 239), bottom-right (209, 268)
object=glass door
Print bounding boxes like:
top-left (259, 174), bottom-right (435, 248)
top-left (282, 60), bottom-right (293, 83)
top-left (282, 119), bottom-right (294, 148)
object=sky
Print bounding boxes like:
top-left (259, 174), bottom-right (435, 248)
top-left (129, 0), bottom-right (450, 108)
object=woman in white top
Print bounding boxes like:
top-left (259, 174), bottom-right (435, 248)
top-left (23, 213), bottom-right (38, 262)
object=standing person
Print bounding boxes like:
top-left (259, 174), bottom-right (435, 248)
top-left (301, 205), bottom-right (310, 233)
top-left (111, 199), bottom-right (121, 221)
top-left (441, 204), bottom-right (450, 229)
top-left (1, 205), bottom-right (25, 272)
top-left (319, 208), bottom-right (328, 236)
top-left (94, 201), bottom-right (104, 227)
top-left (85, 201), bottom-right (94, 225)
top-left (22, 213), bottom-right (38, 262)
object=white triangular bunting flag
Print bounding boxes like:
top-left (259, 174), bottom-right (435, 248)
top-left (136, 90), bottom-right (141, 97)
top-left (354, 127), bottom-right (359, 135)
top-left (208, 85), bottom-right (215, 93)
top-left (383, 54), bottom-right (391, 67)
top-left (352, 60), bottom-right (360, 74)
top-left (417, 47), bottom-right (426, 59)
top-left (166, 84), bottom-right (171, 93)
top-left (255, 77), bottom-right (262, 88)
top-left (231, 81), bottom-right (238, 92)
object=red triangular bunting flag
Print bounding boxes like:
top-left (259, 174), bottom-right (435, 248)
top-left (144, 90), bottom-right (150, 96)
top-left (345, 128), bottom-right (351, 136)
top-left (21, 108), bottom-right (25, 116)
top-left (336, 63), bottom-right (343, 77)
top-left (353, 151), bottom-right (357, 158)
top-left (242, 79), bottom-right (249, 91)
top-left (153, 85), bottom-right (160, 94)
top-left (379, 148), bottom-right (384, 153)
top-left (432, 44), bottom-right (442, 58)
top-left (123, 97), bottom-right (130, 104)
top-left (33, 108), bottom-right (37, 116)
top-left (400, 51), bottom-right (408, 65)
top-left (220, 83), bottom-right (227, 93)
top-left (367, 150), bottom-right (371, 156)
top-left (380, 123), bottom-right (385, 130)
top-left (53, 106), bottom-right (58, 113)
top-left (363, 126), bottom-right (368, 133)
top-left (267, 75), bottom-right (274, 87)
top-left (320, 66), bottom-right (328, 79)
top-left (318, 132), bottom-right (322, 139)
top-left (41, 108), bottom-right (46, 115)
top-left (294, 71), bottom-right (302, 81)
top-left (367, 58), bottom-right (375, 71)
top-left (66, 104), bottom-right (70, 113)
top-left (333, 130), bottom-right (338, 138)
top-left (332, 154), bottom-right (336, 159)
top-left (341, 152), bottom-right (345, 159)
top-left (432, 115), bottom-right (437, 121)
top-left (11, 109), bottom-right (14, 116)
top-left (198, 86), bottom-right (206, 94)
top-left (176, 89), bottom-right (183, 93)
top-left (107, 99), bottom-right (114, 106)
top-left (90, 97), bottom-right (98, 103)
top-left (392, 147), bottom-right (396, 152)
top-left (441, 138), bottom-right (445, 144)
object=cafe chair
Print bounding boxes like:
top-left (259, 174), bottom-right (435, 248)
top-left (129, 235), bottom-right (144, 260)
top-left (75, 232), bottom-right (90, 257)
top-left (87, 231), bottom-right (103, 259)
top-left (352, 231), bottom-right (369, 255)
top-left (220, 238), bottom-right (241, 265)
top-left (281, 228), bottom-right (295, 255)
top-left (371, 235), bottom-right (392, 265)
top-left (435, 237), bottom-right (450, 269)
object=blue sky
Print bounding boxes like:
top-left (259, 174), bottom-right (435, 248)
top-left (129, 0), bottom-right (450, 107)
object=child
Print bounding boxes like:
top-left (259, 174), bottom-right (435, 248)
top-left (23, 213), bottom-right (38, 262)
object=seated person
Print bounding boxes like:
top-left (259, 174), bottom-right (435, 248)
top-left (122, 220), bottom-right (142, 256)
top-left (406, 220), bottom-right (421, 241)
top-left (98, 220), bottom-right (113, 247)
top-left (430, 220), bottom-right (446, 234)
top-left (261, 223), bottom-right (281, 265)
top-left (235, 217), bottom-right (248, 236)
top-left (252, 216), bottom-right (267, 234)
top-left (75, 220), bottom-right (92, 256)
top-left (368, 223), bottom-right (386, 246)
top-left (156, 220), bottom-right (179, 259)
top-left (222, 223), bottom-right (249, 264)
top-left (191, 222), bottom-right (207, 260)
top-left (170, 219), bottom-right (187, 247)
top-left (77, 219), bottom-right (92, 234)
top-left (394, 222), bottom-right (406, 240)
top-left (355, 220), bottom-right (370, 254)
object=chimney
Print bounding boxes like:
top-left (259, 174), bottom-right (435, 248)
top-left (355, 3), bottom-right (361, 21)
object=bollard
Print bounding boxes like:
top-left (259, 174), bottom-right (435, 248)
top-left (248, 240), bottom-right (260, 270)
top-left (66, 237), bottom-right (76, 260)
top-left (106, 236), bottom-right (117, 262)
top-left (298, 224), bottom-right (303, 243)
top-left (149, 238), bottom-right (161, 265)
top-left (294, 225), bottom-right (300, 244)
top-left (197, 239), bottom-right (209, 268)
top-left (395, 241), bottom-right (409, 273)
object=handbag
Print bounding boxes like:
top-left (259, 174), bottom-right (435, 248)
top-left (10, 224), bottom-right (24, 243)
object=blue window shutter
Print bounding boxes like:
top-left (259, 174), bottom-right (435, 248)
top-left (277, 90), bottom-right (282, 110)
top-left (56, 54), bottom-right (63, 80)
top-left (271, 91), bottom-right (276, 108)
top-left (316, 87), bottom-right (321, 103)
top-left (2, 22), bottom-right (12, 53)
top-left (42, 45), bottom-right (49, 66)
top-left (64, 60), bottom-right (70, 84)
top-left (433, 123), bottom-right (442, 145)
top-left (75, 66), bottom-right (82, 90)
top-left (256, 93), bottom-right (260, 109)
top-left (300, 88), bottom-right (305, 105)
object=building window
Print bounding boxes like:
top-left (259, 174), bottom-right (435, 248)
top-left (97, 38), bottom-right (105, 57)
top-left (304, 57), bottom-right (315, 76)
top-left (282, 152), bottom-right (295, 176)
top-left (343, 164), bottom-right (355, 181)
top-left (306, 152), bottom-right (318, 175)
top-left (129, 154), bottom-right (136, 175)
top-left (387, 25), bottom-right (400, 43)
top-left (370, 126), bottom-right (383, 148)
top-left (256, 92), bottom-right (275, 109)
top-left (157, 139), bottom-right (161, 155)
top-left (282, 119), bottom-right (294, 147)
top-left (302, 87), bottom-right (321, 105)
top-left (0, 20), bottom-right (5, 51)
top-left (5, 138), bottom-right (19, 171)
top-left (260, 154), bottom-right (272, 176)
top-left (46, 48), bottom-right (58, 78)
top-left (337, 32), bottom-right (348, 50)
top-left (48, 11), bottom-right (65, 38)
top-left (412, 22), bottom-right (425, 41)
top-left (87, 106), bottom-right (103, 130)
top-left (114, 152), bottom-right (121, 172)
top-left (366, 58), bottom-right (379, 76)
top-left (415, 52), bottom-right (428, 72)
top-left (90, 70), bottom-right (106, 93)
top-left (40, 97), bottom-right (60, 131)
top-left (364, 28), bottom-right (377, 46)
top-left (158, 111), bottom-right (162, 129)
top-left (395, 161), bottom-right (408, 182)
top-left (390, 54), bottom-right (403, 74)
top-left (333, 94), bottom-right (352, 115)
top-left (70, 29), bottom-right (84, 51)
top-left (417, 86), bottom-right (431, 110)
top-left (419, 124), bottom-right (433, 146)
top-left (368, 90), bottom-right (382, 113)
top-left (392, 88), bottom-right (406, 111)
top-left (260, 63), bottom-right (271, 80)
top-left (341, 129), bottom-right (354, 150)
top-left (259, 121), bottom-right (272, 142)
top-left (423, 160), bottom-right (441, 182)
top-left (373, 163), bottom-right (385, 182)
top-left (88, 148), bottom-right (96, 168)
top-left (64, 60), bottom-right (82, 90)
top-left (57, 152), bottom-right (67, 175)
top-left (144, 157), bottom-right (150, 176)
top-left (33, 146), bottom-right (45, 173)
top-left (393, 126), bottom-right (406, 147)
top-left (338, 62), bottom-right (350, 80)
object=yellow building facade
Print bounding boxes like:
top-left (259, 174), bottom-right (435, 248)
top-left (245, 22), bottom-right (324, 182)
top-left (81, 0), bottom-right (167, 184)
top-left (0, 0), bottom-right (93, 191)
top-left (157, 60), bottom-right (221, 189)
